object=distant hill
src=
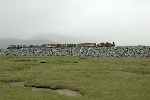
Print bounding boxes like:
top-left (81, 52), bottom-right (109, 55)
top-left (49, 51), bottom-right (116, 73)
top-left (0, 33), bottom-right (78, 48)
top-left (0, 38), bottom-right (50, 48)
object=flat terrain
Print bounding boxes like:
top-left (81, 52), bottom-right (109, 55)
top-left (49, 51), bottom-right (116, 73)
top-left (0, 56), bottom-right (150, 100)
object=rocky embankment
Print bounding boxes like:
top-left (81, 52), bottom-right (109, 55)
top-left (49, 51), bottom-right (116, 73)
top-left (0, 46), bottom-right (150, 57)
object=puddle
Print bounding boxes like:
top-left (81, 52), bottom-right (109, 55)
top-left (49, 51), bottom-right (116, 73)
top-left (54, 89), bottom-right (82, 96)
top-left (7, 81), bottom-right (83, 96)
top-left (25, 84), bottom-right (83, 96)
top-left (32, 87), bottom-right (52, 92)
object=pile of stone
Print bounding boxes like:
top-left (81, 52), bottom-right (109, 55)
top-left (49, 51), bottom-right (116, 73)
top-left (0, 46), bottom-right (150, 57)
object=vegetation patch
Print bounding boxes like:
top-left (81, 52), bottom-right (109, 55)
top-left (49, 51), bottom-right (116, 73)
top-left (1, 57), bottom-right (150, 100)
top-left (73, 61), bottom-right (79, 63)
top-left (13, 59), bottom-right (36, 62)
top-left (0, 79), bottom-right (20, 83)
top-left (40, 60), bottom-right (48, 63)
top-left (120, 67), bottom-right (150, 75)
top-left (9, 81), bottom-right (25, 87)
top-left (0, 79), bottom-right (23, 83)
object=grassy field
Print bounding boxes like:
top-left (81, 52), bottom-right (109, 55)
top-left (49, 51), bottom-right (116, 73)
top-left (0, 56), bottom-right (150, 100)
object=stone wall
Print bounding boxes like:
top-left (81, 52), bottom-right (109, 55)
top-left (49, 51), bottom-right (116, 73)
top-left (0, 46), bottom-right (150, 57)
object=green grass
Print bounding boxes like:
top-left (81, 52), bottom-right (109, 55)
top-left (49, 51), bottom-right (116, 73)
top-left (0, 56), bottom-right (150, 100)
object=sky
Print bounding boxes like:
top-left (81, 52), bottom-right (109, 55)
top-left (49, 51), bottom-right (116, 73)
top-left (0, 0), bottom-right (150, 46)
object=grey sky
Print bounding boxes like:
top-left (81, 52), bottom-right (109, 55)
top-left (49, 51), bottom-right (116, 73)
top-left (0, 0), bottom-right (150, 45)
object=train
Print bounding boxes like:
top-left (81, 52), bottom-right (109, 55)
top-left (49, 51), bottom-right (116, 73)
top-left (7, 42), bottom-right (115, 49)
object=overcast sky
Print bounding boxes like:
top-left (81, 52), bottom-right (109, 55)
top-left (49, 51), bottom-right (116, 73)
top-left (0, 0), bottom-right (150, 45)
